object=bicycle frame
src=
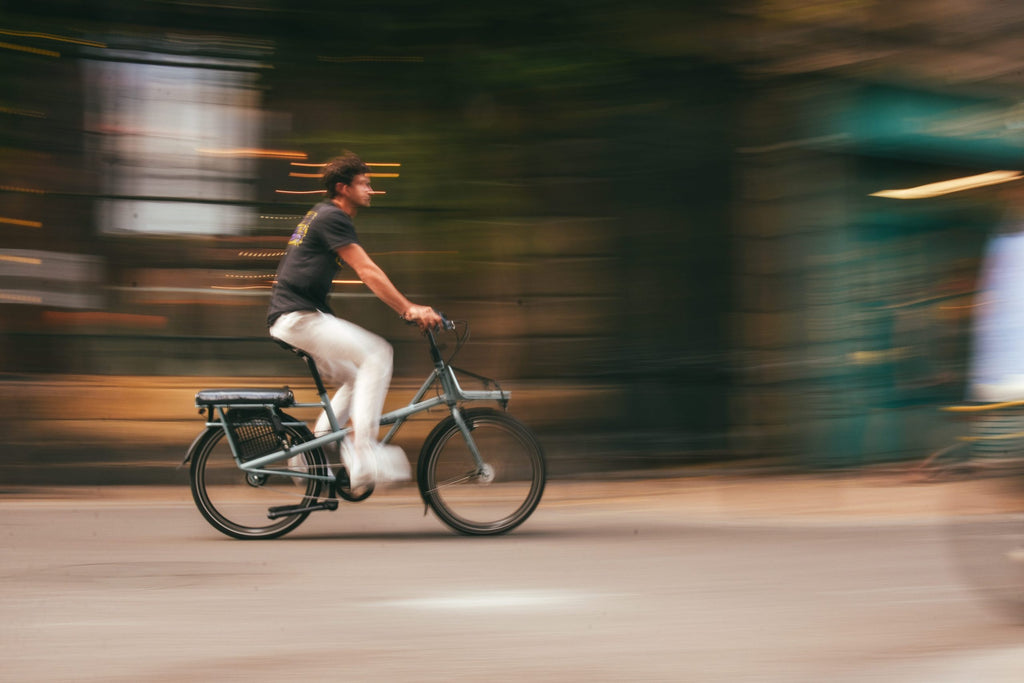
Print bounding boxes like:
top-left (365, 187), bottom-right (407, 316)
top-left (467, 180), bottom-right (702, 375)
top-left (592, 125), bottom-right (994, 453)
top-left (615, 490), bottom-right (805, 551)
top-left (204, 329), bottom-right (508, 483)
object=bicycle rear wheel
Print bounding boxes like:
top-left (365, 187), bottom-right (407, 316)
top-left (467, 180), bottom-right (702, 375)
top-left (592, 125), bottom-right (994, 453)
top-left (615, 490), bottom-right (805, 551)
top-left (417, 408), bottom-right (545, 535)
top-left (188, 419), bottom-right (328, 540)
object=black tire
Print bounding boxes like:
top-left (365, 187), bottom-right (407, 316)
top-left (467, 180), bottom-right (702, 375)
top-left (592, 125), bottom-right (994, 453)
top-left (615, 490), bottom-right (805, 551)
top-left (417, 408), bottom-right (545, 535)
top-left (945, 463), bottom-right (1024, 621)
top-left (188, 417), bottom-right (328, 540)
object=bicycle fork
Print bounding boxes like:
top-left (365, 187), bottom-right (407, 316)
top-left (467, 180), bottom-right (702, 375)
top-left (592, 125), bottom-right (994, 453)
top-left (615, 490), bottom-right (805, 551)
top-left (450, 406), bottom-right (495, 484)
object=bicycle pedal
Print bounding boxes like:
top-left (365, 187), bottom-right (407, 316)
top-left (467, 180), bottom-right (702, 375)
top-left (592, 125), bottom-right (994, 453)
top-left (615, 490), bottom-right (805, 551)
top-left (267, 500), bottom-right (338, 519)
top-left (332, 468), bottom-right (374, 502)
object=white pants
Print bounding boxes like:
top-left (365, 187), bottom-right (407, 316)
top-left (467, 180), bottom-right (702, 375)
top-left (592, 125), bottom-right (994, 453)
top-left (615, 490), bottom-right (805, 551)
top-left (269, 310), bottom-right (393, 458)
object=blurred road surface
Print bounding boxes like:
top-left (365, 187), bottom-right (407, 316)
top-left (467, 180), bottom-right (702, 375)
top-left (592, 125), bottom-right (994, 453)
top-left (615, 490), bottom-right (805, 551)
top-left (2, 477), bottom-right (1023, 682)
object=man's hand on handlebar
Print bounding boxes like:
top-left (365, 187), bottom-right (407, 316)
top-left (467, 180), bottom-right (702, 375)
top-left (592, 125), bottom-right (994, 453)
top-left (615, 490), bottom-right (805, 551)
top-left (402, 304), bottom-right (445, 331)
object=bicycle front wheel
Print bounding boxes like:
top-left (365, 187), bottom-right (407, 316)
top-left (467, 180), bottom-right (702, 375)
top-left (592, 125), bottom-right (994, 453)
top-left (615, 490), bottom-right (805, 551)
top-left (188, 420), bottom-right (328, 540)
top-left (418, 408), bottom-right (545, 535)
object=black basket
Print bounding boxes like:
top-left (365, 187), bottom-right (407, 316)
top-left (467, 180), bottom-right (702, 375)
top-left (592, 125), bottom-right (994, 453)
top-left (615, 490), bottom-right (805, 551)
top-left (225, 408), bottom-right (283, 462)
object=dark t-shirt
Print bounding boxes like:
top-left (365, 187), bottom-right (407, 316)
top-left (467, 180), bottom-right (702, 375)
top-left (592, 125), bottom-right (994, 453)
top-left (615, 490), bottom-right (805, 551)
top-left (267, 201), bottom-right (359, 326)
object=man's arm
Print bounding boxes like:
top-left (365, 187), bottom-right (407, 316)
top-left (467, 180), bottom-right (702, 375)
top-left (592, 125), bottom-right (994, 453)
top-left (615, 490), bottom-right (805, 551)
top-left (337, 243), bottom-right (442, 329)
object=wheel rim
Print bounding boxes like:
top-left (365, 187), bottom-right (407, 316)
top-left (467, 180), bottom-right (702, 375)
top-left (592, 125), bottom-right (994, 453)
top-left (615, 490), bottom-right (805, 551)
top-left (426, 416), bottom-right (543, 533)
top-left (192, 428), bottom-right (323, 538)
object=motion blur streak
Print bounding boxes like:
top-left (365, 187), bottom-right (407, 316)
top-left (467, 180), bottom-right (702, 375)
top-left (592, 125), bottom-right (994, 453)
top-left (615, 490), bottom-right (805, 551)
top-left (198, 148), bottom-right (307, 159)
top-left (871, 171), bottom-right (1023, 199)
top-left (0, 217), bottom-right (42, 228)
top-left (0, 254), bottom-right (42, 265)
top-left (7, 0), bottom-right (1024, 474)
top-left (0, 41), bottom-right (59, 57)
top-left (42, 311), bottom-right (167, 329)
top-left (0, 28), bottom-right (106, 47)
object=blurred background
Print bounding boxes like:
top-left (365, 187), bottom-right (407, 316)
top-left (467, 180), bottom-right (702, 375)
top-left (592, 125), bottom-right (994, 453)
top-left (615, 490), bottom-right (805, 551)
top-left (4, 0), bottom-right (1024, 482)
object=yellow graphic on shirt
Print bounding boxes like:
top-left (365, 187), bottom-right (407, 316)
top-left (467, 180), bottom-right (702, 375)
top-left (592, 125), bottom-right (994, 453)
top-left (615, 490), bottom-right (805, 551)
top-left (288, 210), bottom-right (317, 246)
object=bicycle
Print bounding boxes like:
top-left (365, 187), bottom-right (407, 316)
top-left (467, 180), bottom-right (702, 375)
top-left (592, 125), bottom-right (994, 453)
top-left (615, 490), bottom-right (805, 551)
top-left (183, 316), bottom-right (546, 539)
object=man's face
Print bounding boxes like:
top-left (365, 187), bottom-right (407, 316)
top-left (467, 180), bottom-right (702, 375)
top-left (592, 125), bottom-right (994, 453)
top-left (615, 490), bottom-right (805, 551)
top-left (342, 174), bottom-right (374, 208)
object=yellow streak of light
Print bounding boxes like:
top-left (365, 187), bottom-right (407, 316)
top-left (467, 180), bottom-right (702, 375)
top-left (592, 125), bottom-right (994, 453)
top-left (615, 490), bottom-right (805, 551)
top-left (0, 29), bottom-right (106, 48)
top-left (333, 279), bottom-right (362, 285)
top-left (945, 400), bottom-right (1024, 412)
top-left (289, 172), bottom-right (320, 178)
top-left (275, 189), bottom-right (323, 194)
top-left (958, 430), bottom-right (1024, 442)
top-left (0, 216), bottom-right (42, 228)
top-left (871, 171), bottom-right (1023, 199)
top-left (0, 41), bottom-right (59, 57)
top-left (0, 105), bottom-right (45, 118)
top-left (198, 148), bottom-right (307, 159)
top-left (368, 173), bottom-right (400, 178)
top-left (238, 249), bottom-right (285, 257)
top-left (0, 254), bottom-right (41, 265)
top-left (0, 185), bottom-right (46, 194)
top-left (372, 250), bottom-right (459, 256)
top-left (0, 292), bottom-right (42, 303)
top-left (290, 161), bottom-right (401, 167)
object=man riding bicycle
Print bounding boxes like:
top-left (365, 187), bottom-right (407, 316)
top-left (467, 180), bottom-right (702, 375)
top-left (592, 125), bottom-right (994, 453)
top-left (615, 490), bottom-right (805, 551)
top-left (267, 152), bottom-right (443, 488)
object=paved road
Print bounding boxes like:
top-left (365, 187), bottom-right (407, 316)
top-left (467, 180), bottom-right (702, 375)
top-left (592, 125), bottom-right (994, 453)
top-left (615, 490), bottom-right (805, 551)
top-left (2, 478), bottom-right (1022, 682)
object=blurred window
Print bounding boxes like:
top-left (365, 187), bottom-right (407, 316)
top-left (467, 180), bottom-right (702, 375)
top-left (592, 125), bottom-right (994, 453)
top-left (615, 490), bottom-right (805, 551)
top-left (84, 53), bottom-right (261, 235)
top-left (0, 250), bottom-right (102, 308)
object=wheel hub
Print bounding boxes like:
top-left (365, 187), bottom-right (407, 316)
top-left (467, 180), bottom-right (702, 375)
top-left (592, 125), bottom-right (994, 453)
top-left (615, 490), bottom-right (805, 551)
top-left (476, 463), bottom-right (495, 484)
top-left (246, 472), bottom-right (267, 487)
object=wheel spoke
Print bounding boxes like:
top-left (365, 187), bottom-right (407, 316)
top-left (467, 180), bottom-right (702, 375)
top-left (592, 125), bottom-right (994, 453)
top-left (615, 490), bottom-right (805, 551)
top-left (189, 419), bottom-right (327, 539)
top-left (419, 409), bottom-right (544, 535)
top-left (424, 470), bottom-right (479, 494)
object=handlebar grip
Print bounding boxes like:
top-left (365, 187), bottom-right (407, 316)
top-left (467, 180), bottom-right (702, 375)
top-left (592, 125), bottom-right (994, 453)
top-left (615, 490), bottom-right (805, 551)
top-left (401, 310), bottom-right (455, 331)
top-left (436, 310), bottom-right (455, 331)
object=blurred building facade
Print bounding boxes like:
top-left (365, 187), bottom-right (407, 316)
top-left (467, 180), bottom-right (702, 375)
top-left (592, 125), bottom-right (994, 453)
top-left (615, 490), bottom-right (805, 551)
top-left (3, 1), bottom-right (1023, 470)
top-left (729, 0), bottom-right (1024, 466)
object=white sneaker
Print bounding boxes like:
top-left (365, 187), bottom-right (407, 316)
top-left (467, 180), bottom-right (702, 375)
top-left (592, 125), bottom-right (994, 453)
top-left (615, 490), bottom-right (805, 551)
top-left (374, 444), bottom-right (412, 484)
top-left (339, 439), bottom-right (375, 489)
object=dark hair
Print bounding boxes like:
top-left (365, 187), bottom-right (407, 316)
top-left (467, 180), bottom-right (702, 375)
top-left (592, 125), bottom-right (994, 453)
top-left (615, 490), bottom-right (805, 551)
top-left (322, 152), bottom-right (369, 197)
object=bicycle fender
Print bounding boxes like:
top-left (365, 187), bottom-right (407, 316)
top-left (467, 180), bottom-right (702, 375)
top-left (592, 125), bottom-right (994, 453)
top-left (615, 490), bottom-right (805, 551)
top-left (178, 426), bottom-right (219, 469)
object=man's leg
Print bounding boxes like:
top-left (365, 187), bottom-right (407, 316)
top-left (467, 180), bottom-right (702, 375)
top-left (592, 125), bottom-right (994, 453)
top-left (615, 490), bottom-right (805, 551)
top-left (312, 365), bottom-right (355, 438)
top-left (269, 310), bottom-right (400, 485)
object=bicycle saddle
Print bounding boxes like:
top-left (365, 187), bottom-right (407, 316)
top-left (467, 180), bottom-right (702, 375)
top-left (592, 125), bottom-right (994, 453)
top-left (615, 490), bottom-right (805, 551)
top-left (270, 337), bottom-right (329, 396)
top-left (195, 388), bottom-right (295, 407)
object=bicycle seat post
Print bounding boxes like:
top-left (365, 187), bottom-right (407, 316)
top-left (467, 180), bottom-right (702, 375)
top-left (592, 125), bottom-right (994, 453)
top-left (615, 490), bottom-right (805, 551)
top-left (299, 351), bottom-right (340, 430)
top-left (273, 338), bottom-right (339, 432)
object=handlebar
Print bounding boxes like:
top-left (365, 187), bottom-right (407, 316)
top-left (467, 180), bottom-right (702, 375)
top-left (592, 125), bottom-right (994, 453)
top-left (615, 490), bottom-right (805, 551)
top-left (402, 309), bottom-right (455, 332)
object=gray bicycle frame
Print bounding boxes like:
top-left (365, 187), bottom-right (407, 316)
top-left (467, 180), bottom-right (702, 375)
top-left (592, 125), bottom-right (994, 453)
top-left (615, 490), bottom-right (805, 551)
top-left (207, 351), bottom-right (507, 483)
